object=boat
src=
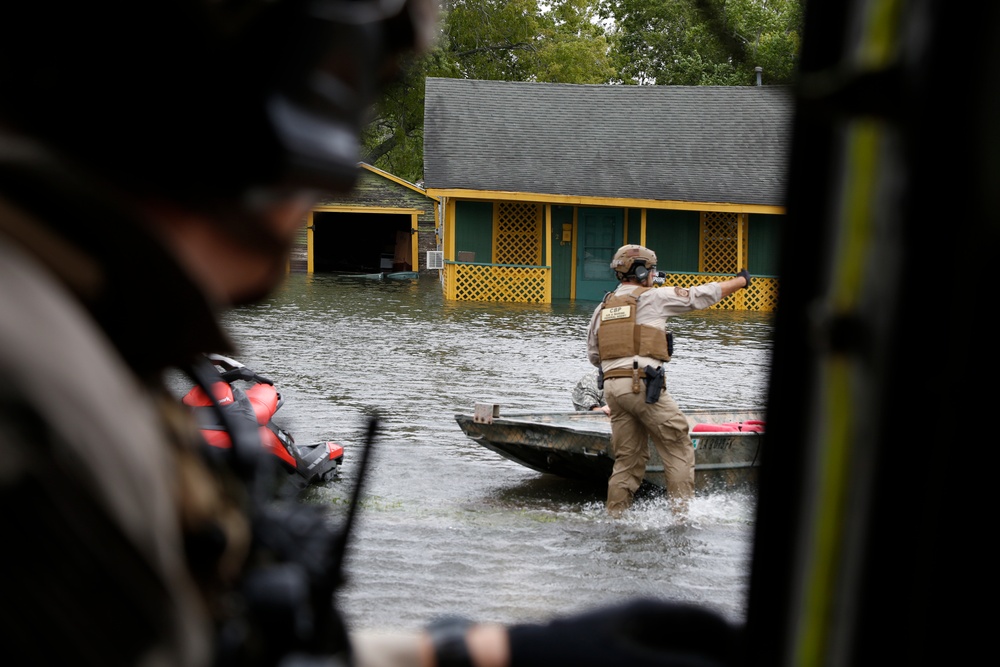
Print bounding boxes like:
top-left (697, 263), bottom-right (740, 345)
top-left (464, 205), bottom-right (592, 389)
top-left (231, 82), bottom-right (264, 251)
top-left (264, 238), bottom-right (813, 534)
top-left (183, 354), bottom-right (345, 487)
top-left (332, 271), bottom-right (418, 280)
top-left (454, 403), bottom-right (764, 491)
top-left (336, 271), bottom-right (384, 280)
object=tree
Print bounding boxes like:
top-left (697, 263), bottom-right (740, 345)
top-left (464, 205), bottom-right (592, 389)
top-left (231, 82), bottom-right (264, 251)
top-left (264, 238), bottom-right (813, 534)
top-left (361, 0), bottom-right (617, 182)
top-left (360, 0), bottom-right (802, 182)
top-left (600, 0), bottom-right (802, 85)
top-left (528, 0), bottom-right (617, 84)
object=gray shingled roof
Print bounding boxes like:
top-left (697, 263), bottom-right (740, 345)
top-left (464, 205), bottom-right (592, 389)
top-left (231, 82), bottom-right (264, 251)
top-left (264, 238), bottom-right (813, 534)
top-left (423, 77), bottom-right (792, 207)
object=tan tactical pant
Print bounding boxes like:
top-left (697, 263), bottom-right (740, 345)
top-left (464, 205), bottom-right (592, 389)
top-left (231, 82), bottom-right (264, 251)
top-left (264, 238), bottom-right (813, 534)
top-left (603, 377), bottom-right (695, 516)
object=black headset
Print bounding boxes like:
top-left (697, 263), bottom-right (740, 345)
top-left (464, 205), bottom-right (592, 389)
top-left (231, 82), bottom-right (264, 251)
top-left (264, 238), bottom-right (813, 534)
top-left (633, 261), bottom-right (650, 282)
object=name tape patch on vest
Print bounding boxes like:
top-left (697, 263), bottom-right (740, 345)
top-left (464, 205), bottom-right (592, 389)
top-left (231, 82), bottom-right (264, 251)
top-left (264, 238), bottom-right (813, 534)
top-left (601, 305), bottom-right (632, 321)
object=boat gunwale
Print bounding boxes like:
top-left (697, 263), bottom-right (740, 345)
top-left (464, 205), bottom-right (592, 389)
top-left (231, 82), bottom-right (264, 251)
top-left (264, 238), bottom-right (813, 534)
top-left (453, 407), bottom-right (767, 439)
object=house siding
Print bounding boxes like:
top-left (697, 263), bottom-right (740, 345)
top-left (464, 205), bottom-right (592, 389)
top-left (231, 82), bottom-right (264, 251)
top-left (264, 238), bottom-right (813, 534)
top-left (647, 210), bottom-right (700, 272)
top-left (748, 213), bottom-right (782, 275)
top-left (454, 201), bottom-right (493, 263)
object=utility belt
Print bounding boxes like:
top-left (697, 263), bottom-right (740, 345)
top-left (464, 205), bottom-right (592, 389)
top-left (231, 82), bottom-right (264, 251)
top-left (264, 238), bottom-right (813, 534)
top-left (602, 362), bottom-right (666, 403)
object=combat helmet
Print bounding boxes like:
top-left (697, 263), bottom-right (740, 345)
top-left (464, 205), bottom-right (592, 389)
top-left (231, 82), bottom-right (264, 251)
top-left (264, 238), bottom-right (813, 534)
top-left (0, 0), bottom-right (436, 215)
top-left (610, 244), bottom-right (658, 280)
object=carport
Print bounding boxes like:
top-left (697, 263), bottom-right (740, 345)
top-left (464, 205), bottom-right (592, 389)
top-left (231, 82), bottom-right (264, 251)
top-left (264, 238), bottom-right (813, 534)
top-left (309, 208), bottom-right (417, 274)
top-left (296, 164), bottom-right (439, 275)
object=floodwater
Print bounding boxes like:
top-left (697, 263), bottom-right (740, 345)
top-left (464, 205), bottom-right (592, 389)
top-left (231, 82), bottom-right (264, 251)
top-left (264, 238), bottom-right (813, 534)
top-left (213, 272), bottom-right (774, 632)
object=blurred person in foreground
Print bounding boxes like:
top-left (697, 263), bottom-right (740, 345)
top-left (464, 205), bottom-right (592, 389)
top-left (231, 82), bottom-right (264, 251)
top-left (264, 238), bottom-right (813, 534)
top-left (587, 245), bottom-right (750, 518)
top-left (0, 2), bottom-right (741, 666)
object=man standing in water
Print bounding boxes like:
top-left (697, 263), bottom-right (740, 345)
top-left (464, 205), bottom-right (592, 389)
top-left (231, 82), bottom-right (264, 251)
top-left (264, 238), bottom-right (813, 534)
top-left (587, 245), bottom-right (750, 517)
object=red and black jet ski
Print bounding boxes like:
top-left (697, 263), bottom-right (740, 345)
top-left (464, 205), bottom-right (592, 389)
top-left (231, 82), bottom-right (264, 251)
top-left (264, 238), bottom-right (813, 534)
top-left (182, 353), bottom-right (344, 486)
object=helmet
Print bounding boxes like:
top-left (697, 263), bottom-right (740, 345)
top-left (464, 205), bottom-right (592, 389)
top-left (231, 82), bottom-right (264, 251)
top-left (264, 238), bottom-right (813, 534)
top-left (610, 244), bottom-right (658, 279)
top-left (0, 0), bottom-right (436, 206)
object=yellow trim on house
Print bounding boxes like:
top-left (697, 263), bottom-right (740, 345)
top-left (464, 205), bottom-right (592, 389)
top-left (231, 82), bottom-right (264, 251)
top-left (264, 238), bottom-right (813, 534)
top-left (410, 212), bottom-right (419, 269)
top-left (424, 188), bottom-right (785, 215)
top-left (307, 210), bottom-right (315, 274)
top-left (359, 163), bottom-right (434, 198)
top-left (311, 205), bottom-right (425, 214)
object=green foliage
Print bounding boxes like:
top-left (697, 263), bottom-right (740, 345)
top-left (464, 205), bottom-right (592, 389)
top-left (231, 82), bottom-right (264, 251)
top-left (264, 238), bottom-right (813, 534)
top-left (360, 0), bottom-right (801, 183)
top-left (601, 0), bottom-right (802, 86)
top-left (363, 0), bottom-right (618, 182)
top-left (440, 0), bottom-right (545, 81)
top-left (530, 0), bottom-right (617, 84)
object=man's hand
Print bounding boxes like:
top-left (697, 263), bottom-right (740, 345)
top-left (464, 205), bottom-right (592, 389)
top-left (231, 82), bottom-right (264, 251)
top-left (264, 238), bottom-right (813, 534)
top-left (735, 269), bottom-right (751, 289)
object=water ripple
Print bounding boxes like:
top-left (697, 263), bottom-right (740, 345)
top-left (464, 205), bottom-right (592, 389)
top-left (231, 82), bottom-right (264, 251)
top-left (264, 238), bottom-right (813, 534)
top-left (217, 274), bottom-right (771, 631)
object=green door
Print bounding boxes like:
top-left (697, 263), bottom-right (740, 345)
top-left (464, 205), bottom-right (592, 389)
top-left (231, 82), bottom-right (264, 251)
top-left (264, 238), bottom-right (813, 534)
top-left (575, 208), bottom-right (623, 302)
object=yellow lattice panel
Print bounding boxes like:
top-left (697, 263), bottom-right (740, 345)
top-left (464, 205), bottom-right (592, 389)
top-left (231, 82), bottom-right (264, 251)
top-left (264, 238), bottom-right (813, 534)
top-left (744, 276), bottom-right (779, 312)
top-left (661, 273), bottom-right (779, 312)
top-left (700, 212), bottom-right (748, 274)
top-left (447, 263), bottom-right (549, 303)
top-left (444, 264), bottom-right (774, 310)
top-left (495, 202), bottom-right (541, 265)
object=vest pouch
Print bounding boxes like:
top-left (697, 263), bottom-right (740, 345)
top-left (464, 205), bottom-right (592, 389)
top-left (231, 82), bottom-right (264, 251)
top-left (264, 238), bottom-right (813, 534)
top-left (637, 325), bottom-right (671, 362)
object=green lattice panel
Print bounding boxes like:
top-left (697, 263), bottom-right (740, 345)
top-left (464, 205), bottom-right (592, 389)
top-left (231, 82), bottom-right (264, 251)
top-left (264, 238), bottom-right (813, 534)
top-left (495, 202), bottom-right (541, 265)
top-left (453, 264), bottom-right (547, 303)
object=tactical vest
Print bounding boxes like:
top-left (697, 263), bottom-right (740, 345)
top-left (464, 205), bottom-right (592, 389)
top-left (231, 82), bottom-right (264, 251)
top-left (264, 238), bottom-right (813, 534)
top-left (597, 287), bottom-right (672, 363)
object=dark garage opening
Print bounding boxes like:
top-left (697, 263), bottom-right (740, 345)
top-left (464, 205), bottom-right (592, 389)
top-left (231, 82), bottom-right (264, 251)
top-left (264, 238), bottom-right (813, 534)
top-left (312, 211), bottom-right (413, 274)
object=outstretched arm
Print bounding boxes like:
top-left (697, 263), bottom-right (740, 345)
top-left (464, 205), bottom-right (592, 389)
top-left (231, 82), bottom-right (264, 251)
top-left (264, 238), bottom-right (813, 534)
top-left (719, 269), bottom-right (751, 299)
